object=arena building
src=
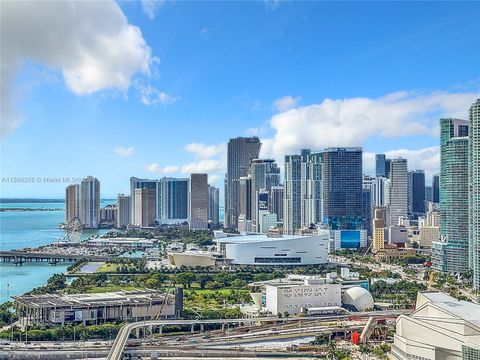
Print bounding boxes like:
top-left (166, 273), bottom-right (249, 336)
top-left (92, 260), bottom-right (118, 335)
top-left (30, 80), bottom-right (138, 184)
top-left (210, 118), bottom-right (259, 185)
top-left (213, 231), bottom-right (330, 266)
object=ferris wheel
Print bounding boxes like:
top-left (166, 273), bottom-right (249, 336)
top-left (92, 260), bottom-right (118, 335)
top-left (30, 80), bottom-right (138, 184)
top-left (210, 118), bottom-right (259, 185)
top-left (64, 217), bottom-right (83, 242)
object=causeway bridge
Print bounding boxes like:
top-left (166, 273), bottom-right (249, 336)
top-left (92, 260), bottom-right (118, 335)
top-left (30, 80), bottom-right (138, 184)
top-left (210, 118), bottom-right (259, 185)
top-left (0, 250), bottom-right (111, 265)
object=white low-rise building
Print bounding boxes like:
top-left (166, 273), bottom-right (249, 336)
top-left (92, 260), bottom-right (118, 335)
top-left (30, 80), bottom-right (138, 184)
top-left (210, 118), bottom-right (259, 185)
top-left (391, 291), bottom-right (480, 360)
top-left (265, 278), bottom-right (341, 315)
top-left (248, 274), bottom-right (372, 316)
top-left (214, 231), bottom-right (329, 266)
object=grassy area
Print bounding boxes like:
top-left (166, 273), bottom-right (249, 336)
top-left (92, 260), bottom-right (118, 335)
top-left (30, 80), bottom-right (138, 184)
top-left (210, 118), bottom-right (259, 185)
top-left (96, 263), bottom-right (119, 273)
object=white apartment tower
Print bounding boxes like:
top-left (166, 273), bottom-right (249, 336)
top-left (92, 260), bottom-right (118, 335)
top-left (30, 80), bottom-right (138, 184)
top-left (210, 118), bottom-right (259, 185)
top-left (388, 158), bottom-right (408, 227)
top-left (80, 176), bottom-right (100, 228)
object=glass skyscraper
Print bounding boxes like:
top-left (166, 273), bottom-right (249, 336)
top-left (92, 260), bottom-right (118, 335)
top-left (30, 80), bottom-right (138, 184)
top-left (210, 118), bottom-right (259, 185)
top-left (322, 147), bottom-right (363, 230)
top-left (375, 154), bottom-right (386, 177)
top-left (432, 118), bottom-right (469, 274)
top-left (388, 158), bottom-right (408, 227)
top-left (469, 99), bottom-right (480, 289)
top-left (283, 150), bottom-right (322, 234)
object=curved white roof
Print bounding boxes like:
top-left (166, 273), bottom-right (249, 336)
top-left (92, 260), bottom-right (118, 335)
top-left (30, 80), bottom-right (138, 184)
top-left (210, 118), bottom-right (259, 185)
top-left (342, 286), bottom-right (374, 311)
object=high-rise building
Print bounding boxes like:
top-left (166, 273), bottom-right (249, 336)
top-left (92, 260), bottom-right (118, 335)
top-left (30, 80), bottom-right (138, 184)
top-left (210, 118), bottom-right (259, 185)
top-left (283, 154), bottom-right (303, 234)
top-left (373, 177), bottom-right (389, 207)
top-left (432, 118), bottom-right (469, 274)
top-left (283, 150), bottom-right (322, 234)
top-left (225, 137), bottom-right (261, 229)
top-left (208, 185), bottom-right (219, 226)
top-left (117, 194), bottom-right (131, 228)
top-left (408, 170), bottom-right (426, 216)
top-left (238, 176), bottom-right (252, 232)
top-left (130, 177), bottom-right (158, 224)
top-left (134, 188), bottom-right (156, 227)
top-left (322, 147), bottom-right (363, 230)
top-left (249, 159), bottom-right (280, 231)
top-left (388, 158), bottom-right (408, 227)
top-left (425, 186), bottom-right (433, 203)
top-left (375, 154), bottom-right (386, 177)
top-left (372, 208), bottom-right (385, 251)
top-left (259, 212), bottom-right (278, 233)
top-left (432, 174), bottom-right (440, 203)
top-left (323, 148), bottom-right (366, 250)
top-left (80, 176), bottom-right (100, 228)
top-left (302, 151), bottom-right (323, 228)
top-left (363, 188), bottom-right (372, 236)
top-left (158, 177), bottom-right (189, 223)
top-left (385, 159), bottom-right (392, 179)
top-left (65, 184), bottom-right (80, 222)
top-left (100, 205), bottom-right (117, 223)
top-left (256, 189), bottom-right (270, 229)
top-left (270, 185), bottom-right (284, 222)
top-left (189, 174), bottom-right (209, 230)
top-left (469, 99), bottom-right (480, 289)
top-left (362, 175), bottom-right (375, 237)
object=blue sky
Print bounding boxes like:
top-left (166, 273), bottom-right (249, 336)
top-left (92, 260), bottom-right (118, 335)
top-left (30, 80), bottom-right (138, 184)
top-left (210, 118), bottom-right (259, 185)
top-left (1, 1), bottom-right (479, 198)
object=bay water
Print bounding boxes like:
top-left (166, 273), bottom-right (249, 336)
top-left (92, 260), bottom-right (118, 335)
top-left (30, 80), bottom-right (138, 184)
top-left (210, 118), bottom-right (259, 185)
top-left (0, 200), bottom-right (113, 302)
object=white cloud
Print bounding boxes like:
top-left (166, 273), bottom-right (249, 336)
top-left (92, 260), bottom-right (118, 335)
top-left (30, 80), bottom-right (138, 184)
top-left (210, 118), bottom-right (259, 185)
top-left (209, 174), bottom-right (220, 185)
top-left (141, 0), bottom-right (165, 20)
top-left (185, 143), bottom-right (226, 160)
top-left (145, 164), bottom-right (179, 174)
top-left (180, 160), bottom-right (224, 174)
top-left (1, 0), bottom-right (153, 137)
top-left (260, 90), bottom-right (478, 160)
top-left (273, 95), bottom-right (300, 112)
top-left (137, 83), bottom-right (178, 105)
top-left (114, 147), bottom-right (134, 157)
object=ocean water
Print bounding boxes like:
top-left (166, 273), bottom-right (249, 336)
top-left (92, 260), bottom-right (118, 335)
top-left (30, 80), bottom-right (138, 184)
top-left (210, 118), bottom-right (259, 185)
top-left (0, 200), bottom-right (113, 303)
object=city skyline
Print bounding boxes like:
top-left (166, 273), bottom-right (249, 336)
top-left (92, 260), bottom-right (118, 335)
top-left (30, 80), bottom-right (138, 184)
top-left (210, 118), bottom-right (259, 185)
top-left (1, 1), bottom-right (479, 198)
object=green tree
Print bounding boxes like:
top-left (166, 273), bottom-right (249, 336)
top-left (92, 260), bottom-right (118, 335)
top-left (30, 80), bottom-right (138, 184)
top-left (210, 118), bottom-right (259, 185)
top-left (174, 272), bottom-right (196, 288)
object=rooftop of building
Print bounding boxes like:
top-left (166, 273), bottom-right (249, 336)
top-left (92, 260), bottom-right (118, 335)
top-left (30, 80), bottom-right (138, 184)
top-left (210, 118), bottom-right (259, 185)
top-left (416, 291), bottom-right (480, 326)
top-left (249, 272), bottom-right (361, 288)
top-left (213, 231), bottom-right (330, 244)
top-left (167, 250), bottom-right (222, 257)
top-left (14, 290), bottom-right (173, 308)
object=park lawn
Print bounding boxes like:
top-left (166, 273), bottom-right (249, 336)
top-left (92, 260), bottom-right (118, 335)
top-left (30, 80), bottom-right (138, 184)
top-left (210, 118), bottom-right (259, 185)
top-left (95, 263), bottom-right (119, 273)
top-left (188, 288), bottom-right (248, 296)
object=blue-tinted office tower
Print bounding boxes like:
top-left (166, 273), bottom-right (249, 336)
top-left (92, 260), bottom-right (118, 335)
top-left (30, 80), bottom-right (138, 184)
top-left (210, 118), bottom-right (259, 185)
top-left (376, 154), bottom-right (386, 177)
top-left (159, 177), bottom-right (189, 222)
top-left (323, 147), bottom-right (363, 230)
top-left (323, 148), bottom-right (366, 249)
top-left (412, 170), bottom-right (426, 214)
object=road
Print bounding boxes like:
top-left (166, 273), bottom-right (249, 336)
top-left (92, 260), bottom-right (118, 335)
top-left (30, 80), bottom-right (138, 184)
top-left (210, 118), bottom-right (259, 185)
top-left (106, 310), bottom-right (407, 360)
